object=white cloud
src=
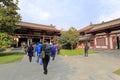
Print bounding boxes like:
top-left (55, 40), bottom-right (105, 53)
top-left (98, 11), bottom-right (120, 22)
top-left (98, 0), bottom-right (120, 22)
top-left (18, 0), bottom-right (51, 21)
top-left (18, 0), bottom-right (120, 30)
top-left (100, 0), bottom-right (120, 5)
top-left (39, 12), bottom-right (50, 20)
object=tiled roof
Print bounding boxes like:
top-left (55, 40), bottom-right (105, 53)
top-left (88, 18), bottom-right (120, 32)
top-left (78, 18), bottom-right (120, 33)
top-left (16, 21), bottom-right (60, 32)
top-left (78, 22), bottom-right (95, 33)
top-left (79, 34), bottom-right (92, 41)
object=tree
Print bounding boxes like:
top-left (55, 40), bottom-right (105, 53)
top-left (58, 27), bottom-right (79, 49)
top-left (58, 32), bottom-right (68, 45)
top-left (0, 0), bottom-right (21, 35)
top-left (0, 32), bottom-right (13, 49)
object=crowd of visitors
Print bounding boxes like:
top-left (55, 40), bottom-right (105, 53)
top-left (24, 41), bottom-right (61, 75)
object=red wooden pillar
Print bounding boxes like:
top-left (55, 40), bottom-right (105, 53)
top-left (93, 35), bottom-right (96, 49)
top-left (112, 36), bottom-right (116, 50)
top-left (107, 33), bottom-right (110, 49)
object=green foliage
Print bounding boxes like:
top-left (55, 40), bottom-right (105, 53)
top-left (0, 0), bottom-right (21, 35)
top-left (58, 27), bottom-right (79, 49)
top-left (58, 32), bottom-right (68, 45)
top-left (0, 52), bottom-right (24, 64)
top-left (0, 32), bottom-right (13, 48)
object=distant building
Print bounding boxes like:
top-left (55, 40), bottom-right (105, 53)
top-left (78, 18), bottom-right (120, 50)
top-left (14, 21), bottom-right (61, 47)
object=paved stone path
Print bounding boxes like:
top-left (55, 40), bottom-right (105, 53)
top-left (0, 49), bottom-right (120, 80)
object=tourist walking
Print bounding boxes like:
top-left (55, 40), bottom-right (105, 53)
top-left (40, 41), bottom-right (51, 75)
top-left (57, 44), bottom-right (61, 54)
top-left (51, 43), bottom-right (56, 60)
top-left (84, 43), bottom-right (89, 57)
top-left (24, 44), bottom-right (28, 54)
top-left (35, 42), bottom-right (42, 64)
top-left (27, 43), bottom-right (34, 62)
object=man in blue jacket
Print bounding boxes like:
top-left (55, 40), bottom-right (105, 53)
top-left (51, 43), bottom-right (56, 60)
top-left (35, 42), bottom-right (42, 64)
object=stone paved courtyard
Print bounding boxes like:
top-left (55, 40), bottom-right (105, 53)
top-left (0, 49), bottom-right (120, 80)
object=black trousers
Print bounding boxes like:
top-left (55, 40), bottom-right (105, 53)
top-left (84, 50), bottom-right (88, 57)
top-left (29, 56), bottom-right (32, 62)
top-left (42, 55), bottom-right (49, 73)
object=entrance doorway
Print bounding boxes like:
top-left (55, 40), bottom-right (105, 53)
top-left (18, 38), bottom-right (27, 47)
top-left (116, 36), bottom-right (120, 49)
top-left (32, 38), bottom-right (40, 43)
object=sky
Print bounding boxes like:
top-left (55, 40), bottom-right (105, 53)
top-left (18, 0), bottom-right (120, 30)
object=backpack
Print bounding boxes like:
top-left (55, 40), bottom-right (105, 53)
top-left (40, 51), bottom-right (45, 58)
top-left (45, 45), bottom-right (51, 56)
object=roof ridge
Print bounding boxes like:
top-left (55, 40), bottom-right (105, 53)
top-left (94, 17), bottom-right (120, 26)
top-left (19, 21), bottom-right (55, 28)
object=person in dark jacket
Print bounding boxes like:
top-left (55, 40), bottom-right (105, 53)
top-left (41, 41), bottom-right (51, 75)
top-left (84, 43), bottom-right (89, 57)
top-left (27, 43), bottom-right (34, 62)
